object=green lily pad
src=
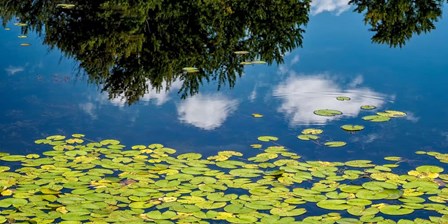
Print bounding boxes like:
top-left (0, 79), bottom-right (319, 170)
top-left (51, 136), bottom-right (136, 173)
top-left (257, 136), bottom-right (278, 142)
top-left (177, 153), bottom-right (202, 160)
top-left (336, 96), bottom-right (351, 101)
top-left (316, 200), bottom-right (351, 210)
top-left (0, 155), bottom-right (26, 161)
top-left (270, 207), bottom-right (307, 216)
top-left (356, 190), bottom-right (389, 200)
top-left (0, 198), bottom-right (28, 208)
top-left (226, 214), bottom-right (258, 223)
top-left (224, 204), bottom-right (254, 214)
top-left (361, 105), bottom-right (377, 110)
top-left (345, 160), bottom-right (374, 168)
top-left (347, 206), bottom-right (379, 216)
top-left (341, 125), bottom-right (364, 132)
top-left (379, 205), bottom-right (414, 215)
top-left (415, 165), bottom-right (444, 173)
top-left (384, 110), bottom-right (407, 117)
top-left (314, 109), bottom-right (343, 117)
top-left (362, 115), bottom-right (390, 122)
top-left (297, 134), bottom-right (319, 141)
top-left (229, 168), bottom-right (263, 177)
top-left (146, 211), bottom-right (176, 220)
top-left (60, 213), bottom-right (90, 221)
top-left (182, 67), bottom-right (200, 73)
top-left (301, 128), bottom-right (323, 135)
top-left (324, 141), bottom-right (347, 147)
top-left (234, 51), bottom-right (249, 55)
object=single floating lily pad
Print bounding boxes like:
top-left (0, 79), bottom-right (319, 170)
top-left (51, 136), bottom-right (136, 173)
top-left (314, 109), bottom-right (343, 117)
top-left (384, 110), bottom-right (407, 117)
top-left (336, 96), bottom-right (351, 101)
top-left (56, 3), bottom-right (76, 9)
top-left (234, 51), bottom-right (249, 55)
top-left (362, 115), bottom-right (390, 122)
top-left (301, 128), bottom-right (323, 135)
top-left (415, 165), bottom-right (444, 173)
top-left (379, 205), bottom-right (414, 215)
top-left (182, 67), bottom-right (199, 73)
top-left (361, 105), bottom-right (377, 110)
top-left (297, 134), bottom-right (319, 141)
top-left (257, 136), bottom-right (278, 142)
top-left (324, 141), bottom-right (347, 147)
top-left (341, 125), bottom-right (365, 132)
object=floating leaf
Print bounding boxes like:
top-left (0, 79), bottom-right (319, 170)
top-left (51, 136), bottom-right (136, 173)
top-left (415, 165), bottom-right (444, 173)
top-left (177, 153), bottom-right (202, 160)
top-left (146, 211), bottom-right (176, 220)
top-left (0, 155), bottom-right (26, 161)
top-left (226, 214), bottom-right (258, 223)
top-left (341, 125), bottom-right (364, 132)
top-left (313, 109), bottom-right (343, 117)
top-left (362, 115), bottom-right (390, 122)
top-left (270, 207), bottom-right (306, 216)
top-left (224, 204), bottom-right (254, 214)
top-left (379, 205), bottom-right (414, 215)
top-left (182, 67), bottom-right (199, 73)
top-left (257, 136), bottom-right (278, 142)
top-left (361, 105), bottom-right (377, 110)
top-left (384, 156), bottom-right (401, 161)
top-left (56, 3), bottom-right (76, 9)
top-left (297, 134), bottom-right (319, 141)
top-left (301, 128), bottom-right (323, 135)
top-left (384, 110), bottom-right (407, 117)
top-left (316, 200), bottom-right (351, 210)
top-left (234, 51), bottom-right (249, 55)
top-left (324, 141), bottom-right (347, 148)
top-left (336, 96), bottom-right (351, 101)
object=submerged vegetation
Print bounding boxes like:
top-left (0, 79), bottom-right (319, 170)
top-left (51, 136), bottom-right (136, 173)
top-left (0, 133), bottom-right (447, 223)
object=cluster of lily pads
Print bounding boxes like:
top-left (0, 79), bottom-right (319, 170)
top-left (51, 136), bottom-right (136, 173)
top-left (3, 22), bottom-right (31, 46)
top-left (0, 134), bottom-right (447, 224)
top-left (306, 99), bottom-right (407, 148)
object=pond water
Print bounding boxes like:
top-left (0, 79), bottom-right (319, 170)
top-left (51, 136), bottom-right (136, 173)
top-left (1, 1), bottom-right (448, 223)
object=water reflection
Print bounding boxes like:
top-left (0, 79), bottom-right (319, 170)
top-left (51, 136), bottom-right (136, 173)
top-left (311, 0), bottom-right (351, 15)
top-left (105, 80), bottom-right (183, 107)
top-left (177, 94), bottom-right (238, 130)
top-left (350, 0), bottom-right (444, 47)
top-left (273, 74), bottom-right (387, 125)
top-left (0, 0), bottom-right (310, 105)
top-left (0, 0), bottom-right (445, 105)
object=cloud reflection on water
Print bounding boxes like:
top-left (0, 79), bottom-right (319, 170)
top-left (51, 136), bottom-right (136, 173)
top-left (177, 94), bottom-right (238, 130)
top-left (311, 0), bottom-right (351, 15)
top-left (273, 74), bottom-right (387, 126)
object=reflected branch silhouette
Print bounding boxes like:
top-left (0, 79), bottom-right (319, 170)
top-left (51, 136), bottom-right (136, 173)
top-left (0, 0), bottom-right (311, 105)
top-left (1, 0), bottom-right (446, 105)
top-left (349, 0), bottom-right (445, 47)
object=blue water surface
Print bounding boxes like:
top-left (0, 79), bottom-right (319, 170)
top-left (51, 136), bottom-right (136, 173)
top-left (1, 8), bottom-right (448, 168)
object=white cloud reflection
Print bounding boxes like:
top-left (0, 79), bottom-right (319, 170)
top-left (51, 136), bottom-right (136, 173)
top-left (177, 94), bottom-right (238, 130)
top-left (5, 66), bottom-right (24, 75)
top-left (79, 102), bottom-right (97, 119)
top-left (273, 74), bottom-right (387, 125)
top-left (107, 80), bottom-right (183, 107)
top-left (311, 0), bottom-right (351, 15)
